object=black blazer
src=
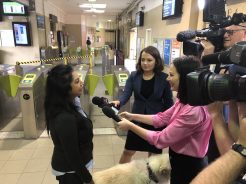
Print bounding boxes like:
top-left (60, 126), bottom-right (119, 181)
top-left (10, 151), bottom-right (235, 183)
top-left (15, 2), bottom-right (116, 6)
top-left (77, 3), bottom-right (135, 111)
top-left (119, 71), bottom-right (173, 114)
top-left (50, 111), bottom-right (93, 183)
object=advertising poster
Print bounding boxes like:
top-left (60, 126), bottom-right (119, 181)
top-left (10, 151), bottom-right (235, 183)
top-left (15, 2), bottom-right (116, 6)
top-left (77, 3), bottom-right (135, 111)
top-left (164, 39), bottom-right (171, 65)
top-left (171, 40), bottom-right (181, 60)
top-left (157, 39), bottom-right (164, 59)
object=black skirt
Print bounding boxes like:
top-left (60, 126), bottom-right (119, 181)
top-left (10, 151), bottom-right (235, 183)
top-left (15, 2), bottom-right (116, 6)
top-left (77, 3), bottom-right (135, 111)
top-left (169, 149), bottom-right (207, 184)
top-left (124, 121), bottom-right (164, 154)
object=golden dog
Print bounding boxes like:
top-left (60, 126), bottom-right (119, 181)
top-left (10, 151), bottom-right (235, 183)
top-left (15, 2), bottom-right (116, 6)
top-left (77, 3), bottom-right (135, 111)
top-left (93, 154), bottom-right (170, 184)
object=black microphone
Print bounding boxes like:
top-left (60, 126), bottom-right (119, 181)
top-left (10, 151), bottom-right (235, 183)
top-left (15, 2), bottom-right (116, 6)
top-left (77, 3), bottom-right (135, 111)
top-left (92, 96), bottom-right (108, 108)
top-left (92, 96), bottom-right (120, 113)
top-left (176, 30), bottom-right (196, 42)
top-left (102, 106), bottom-right (121, 122)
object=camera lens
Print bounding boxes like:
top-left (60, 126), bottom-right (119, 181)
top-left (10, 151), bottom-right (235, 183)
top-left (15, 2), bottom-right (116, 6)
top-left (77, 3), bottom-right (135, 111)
top-left (237, 77), bottom-right (246, 101)
top-left (208, 74), bottom-right (235, 101)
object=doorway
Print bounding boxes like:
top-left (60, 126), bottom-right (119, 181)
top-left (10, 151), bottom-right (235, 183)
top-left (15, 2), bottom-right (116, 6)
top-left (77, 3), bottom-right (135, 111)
top-left (129, 27), bottom-right (137, 60)
top-left (145, 28), bottom-right (152, 47)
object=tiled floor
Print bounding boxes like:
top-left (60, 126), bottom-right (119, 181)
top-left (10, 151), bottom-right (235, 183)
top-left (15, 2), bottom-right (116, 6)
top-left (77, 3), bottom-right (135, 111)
top-left (0, 134), bottom-right (155, 184)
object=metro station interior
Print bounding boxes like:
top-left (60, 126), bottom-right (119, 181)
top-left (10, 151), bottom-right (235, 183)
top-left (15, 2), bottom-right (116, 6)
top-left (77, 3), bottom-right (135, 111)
top-left (0, 0), bottom-right (246, 183)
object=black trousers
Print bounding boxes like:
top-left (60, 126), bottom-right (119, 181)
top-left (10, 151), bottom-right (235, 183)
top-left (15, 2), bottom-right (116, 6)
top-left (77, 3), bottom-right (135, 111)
top-left (169, 149), bottom-right (207, 184)
top-left (56, 173), bottom-right (82, 184)
top-left (207, 130), bottom-right (220, 163)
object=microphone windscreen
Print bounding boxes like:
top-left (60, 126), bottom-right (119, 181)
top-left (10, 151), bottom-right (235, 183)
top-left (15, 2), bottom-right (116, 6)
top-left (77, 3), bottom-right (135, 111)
top-left (92, 96), bottom-right (102, 105)
top-left (176, 30), bottom-right (196, 42)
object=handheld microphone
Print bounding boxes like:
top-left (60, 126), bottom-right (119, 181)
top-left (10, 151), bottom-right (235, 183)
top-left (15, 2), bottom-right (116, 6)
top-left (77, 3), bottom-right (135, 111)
top-left (92, 96), bottom-right (106, 108)
top-left (176, 30), bottom-right (196, 42)
top-left (92, 96), bottom-right (119, 113)
top-left (102, 106), bottom-right (121, 122)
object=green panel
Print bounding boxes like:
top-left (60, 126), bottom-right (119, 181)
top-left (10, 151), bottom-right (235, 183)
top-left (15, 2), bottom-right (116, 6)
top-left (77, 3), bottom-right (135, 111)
top-left (0, 75), bottom-right (21, 97)
top-left (68, 48), bottom-right (77, 56)
top-left (86, 74), bottom-right (100, 96)
top-left (102, 74), bottom-right (114, 96)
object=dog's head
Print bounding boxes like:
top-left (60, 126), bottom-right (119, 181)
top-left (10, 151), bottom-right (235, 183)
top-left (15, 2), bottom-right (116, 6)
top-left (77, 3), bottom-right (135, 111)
top-left (148, 154), bottom-right (171, 183)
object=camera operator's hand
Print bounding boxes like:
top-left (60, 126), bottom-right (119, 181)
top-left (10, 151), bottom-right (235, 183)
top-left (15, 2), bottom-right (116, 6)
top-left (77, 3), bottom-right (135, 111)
top-left (207, 102), bottom-right (224, 120)
top-left (237, 102), bottom-right (246, 147)
top-left (118, 111), bottom-right (134, 121)
top-left (201, 40), bottom-right (215, 56)
top-left (110, 100), bottom-right (120, 108)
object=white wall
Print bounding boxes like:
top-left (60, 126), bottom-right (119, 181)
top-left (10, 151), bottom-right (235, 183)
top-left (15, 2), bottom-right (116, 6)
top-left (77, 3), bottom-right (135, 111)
top-left (138, 0), bottom-right (162, 12)
top-left (35, 0), bottom-right (44, 15)
top-left (44, 0), bottom-right (66, 23)
top-left (64, 14), bottom-right (81, 25)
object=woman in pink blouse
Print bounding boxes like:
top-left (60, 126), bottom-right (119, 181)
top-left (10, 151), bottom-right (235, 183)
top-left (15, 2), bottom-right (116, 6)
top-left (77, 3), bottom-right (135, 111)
top-left (117, 56), bottom-right (212, 184)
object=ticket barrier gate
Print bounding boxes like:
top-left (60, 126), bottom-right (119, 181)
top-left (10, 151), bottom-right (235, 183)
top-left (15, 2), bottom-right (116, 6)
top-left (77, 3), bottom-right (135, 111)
top-left (0, 65), bottom-right (21, 130)
top-left (18, 65), bottom-right (52, 138)
top-left (73, 64), bottom-right (90, 116)
top-left (112, 67), bottom-right (131, 136)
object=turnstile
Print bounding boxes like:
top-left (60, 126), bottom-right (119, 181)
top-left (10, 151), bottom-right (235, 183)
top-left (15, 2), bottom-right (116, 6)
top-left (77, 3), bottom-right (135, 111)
top-left (73, 64), bottom-right (90, 116)
top-left (0, 65), bottom-right (21, 130)
top-left (19, 64), bottom-right (90, 138)
top-left (112, 66), bottom-right (132, 136)
top-left (18, 65), bottom-right (52, 138)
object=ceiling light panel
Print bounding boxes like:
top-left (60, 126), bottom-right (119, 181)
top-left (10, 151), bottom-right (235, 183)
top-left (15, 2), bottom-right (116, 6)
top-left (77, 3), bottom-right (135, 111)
top-left (84, 9), bottom-right (105, 13)
top-left (79, 4), bottom-right (106, 9)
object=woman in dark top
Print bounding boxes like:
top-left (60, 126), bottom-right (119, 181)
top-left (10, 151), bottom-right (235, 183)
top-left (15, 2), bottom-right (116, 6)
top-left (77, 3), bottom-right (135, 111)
top-left (112, 46), bottom-right (173, 163)
top-left (44, 64), bottom-right (94, 184)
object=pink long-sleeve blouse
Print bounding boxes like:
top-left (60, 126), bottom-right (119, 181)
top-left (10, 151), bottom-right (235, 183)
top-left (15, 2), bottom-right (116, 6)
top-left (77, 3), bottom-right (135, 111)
top-left (147, 99), bottom-right (212, 158)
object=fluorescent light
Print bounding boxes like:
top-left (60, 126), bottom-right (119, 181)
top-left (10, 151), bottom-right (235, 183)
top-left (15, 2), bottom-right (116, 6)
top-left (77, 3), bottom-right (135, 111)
top-left (88, 0), bottom-right (96, 2)
top-left (107, 20), bottom-right (112, 22)
top-left (79, 3), bottom-right (106, 9)
top-left (198, 0), bottom-right (205, 10)
top-left (84, 8), bottom-right (105, 13)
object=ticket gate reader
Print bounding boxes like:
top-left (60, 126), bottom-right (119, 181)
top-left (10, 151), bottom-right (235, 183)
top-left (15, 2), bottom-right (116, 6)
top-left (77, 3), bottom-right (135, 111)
top-left (113, 68), bottom-right (131, 136)
top-left (19, 65), bottom-right (52, 139)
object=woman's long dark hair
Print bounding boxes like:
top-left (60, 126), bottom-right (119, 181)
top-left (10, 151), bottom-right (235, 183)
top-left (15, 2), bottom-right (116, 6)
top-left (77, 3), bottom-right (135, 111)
top-left (136, 46), bottom-right (164, 73)
top-left (44, 64), bottom-right (76, 134)
top-left (173, 56), bottom-right (201, 104)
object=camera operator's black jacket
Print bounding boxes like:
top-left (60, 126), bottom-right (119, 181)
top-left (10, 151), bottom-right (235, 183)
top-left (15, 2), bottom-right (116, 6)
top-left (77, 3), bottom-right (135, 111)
top-left (49, 111), bottom-right (93, 183)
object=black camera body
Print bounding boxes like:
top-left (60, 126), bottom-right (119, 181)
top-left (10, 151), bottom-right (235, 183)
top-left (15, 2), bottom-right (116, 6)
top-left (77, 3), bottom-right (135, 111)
top-left (186, 42), bottom-right (246, 106)
top-left (182, 28), bottom-right (225, 56)
top-left (180, 13), bottom-right (246, 56)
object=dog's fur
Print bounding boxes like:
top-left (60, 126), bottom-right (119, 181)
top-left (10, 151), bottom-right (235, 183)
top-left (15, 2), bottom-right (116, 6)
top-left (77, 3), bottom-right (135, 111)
top-left (93, 154), bottom-right (171, 184)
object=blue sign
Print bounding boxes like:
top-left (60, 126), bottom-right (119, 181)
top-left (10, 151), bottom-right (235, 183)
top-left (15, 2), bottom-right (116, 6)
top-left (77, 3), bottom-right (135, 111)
top-left (164, 39), bottom-right (171, 65)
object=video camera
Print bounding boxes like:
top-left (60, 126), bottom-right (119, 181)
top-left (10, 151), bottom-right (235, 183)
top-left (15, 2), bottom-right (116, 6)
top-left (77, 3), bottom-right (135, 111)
top-left (177, 13), bottom-right (246, 56)
top-left (186, 41), bottom-right (246, 106)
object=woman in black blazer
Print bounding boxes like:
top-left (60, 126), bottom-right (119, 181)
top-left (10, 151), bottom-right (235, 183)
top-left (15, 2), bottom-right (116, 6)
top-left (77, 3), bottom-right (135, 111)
top-left (112, 46), bottom-right (173, 163)
top-left (44, 64), bottom-right (94, 184)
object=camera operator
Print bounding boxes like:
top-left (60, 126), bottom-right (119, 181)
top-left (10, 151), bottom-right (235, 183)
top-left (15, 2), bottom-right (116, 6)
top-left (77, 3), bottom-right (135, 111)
top-left (191, 102), bottom-right (246, 184)
top-left (202, 22), bottom-right (246, 150)
top-left (201, 22), bottom-right (246, 183)
top-left (224, 24), bottom-right (246, 49)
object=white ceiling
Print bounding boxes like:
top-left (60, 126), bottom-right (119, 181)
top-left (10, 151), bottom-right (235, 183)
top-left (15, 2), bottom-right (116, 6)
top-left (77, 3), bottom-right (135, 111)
top-left (48, 0), bottom-right (137, 19)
